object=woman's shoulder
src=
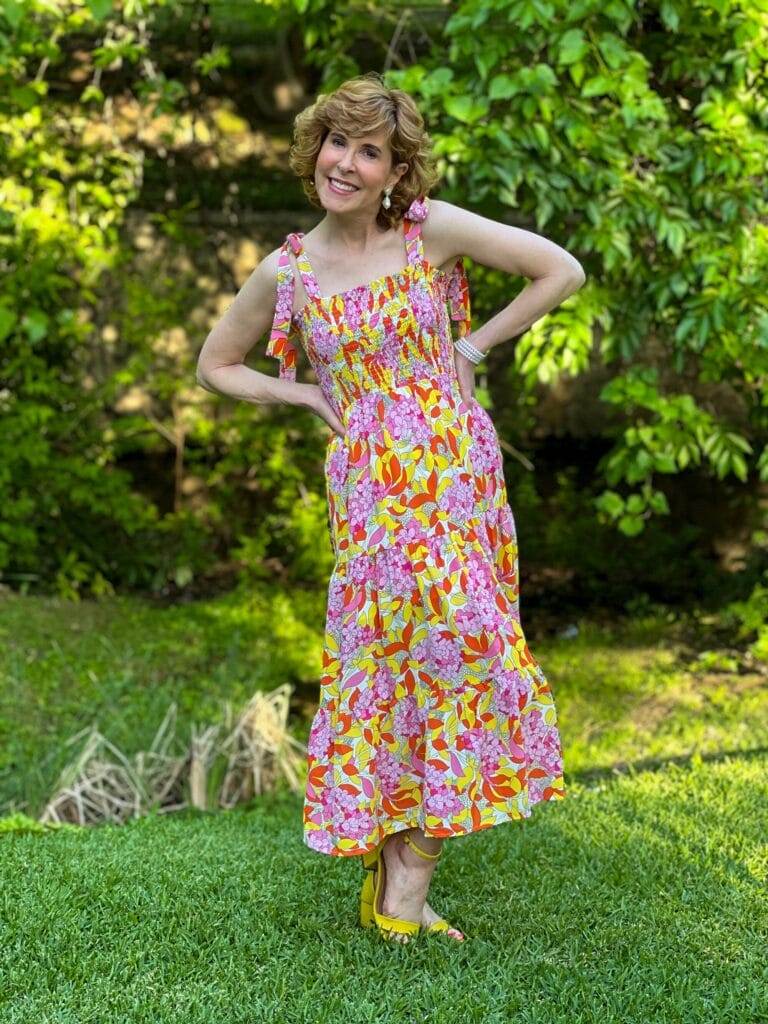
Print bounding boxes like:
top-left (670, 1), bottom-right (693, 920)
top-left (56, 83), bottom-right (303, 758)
top-left (249, 243), bottom-right (297, 315)
top-left (260, 239), bottom-right (297, 280)
top-left (416, 197), bottom-right (467, 270)
top-left (406, 194), bottom-right (462, 221)
top-left (251, 246), bottom-right (280, 296)
top-left (417, 196), bottom-right (462, 229)
top-left (415, 196), bottom-right (462, 242)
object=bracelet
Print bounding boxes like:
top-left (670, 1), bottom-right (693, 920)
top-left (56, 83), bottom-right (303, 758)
top-left (454, 336), bottom-right (485, 365)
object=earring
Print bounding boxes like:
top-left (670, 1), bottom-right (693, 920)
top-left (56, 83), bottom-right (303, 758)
top-left (381, 188), bottom-right (392, 210)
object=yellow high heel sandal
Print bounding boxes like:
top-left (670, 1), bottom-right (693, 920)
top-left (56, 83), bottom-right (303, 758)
top-left (401, 833), bottom-right (467, 941)
top-left (359, 833), bottom-right (467, 942)
top-left (360, 834), bottom-right (424, 943)
top-left (359, 844), bottom-right (380, 929)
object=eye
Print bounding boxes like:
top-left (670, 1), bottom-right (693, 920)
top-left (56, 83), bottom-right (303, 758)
top-left (331, 135), bottom-right (377, 158)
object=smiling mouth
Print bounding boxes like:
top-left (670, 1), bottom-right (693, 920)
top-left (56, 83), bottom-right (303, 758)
top-left (327, 177), bottom-right (360, 192)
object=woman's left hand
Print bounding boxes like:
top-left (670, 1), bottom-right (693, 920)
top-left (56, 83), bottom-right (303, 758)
top-left (453, 343), bottom-right (478, 405)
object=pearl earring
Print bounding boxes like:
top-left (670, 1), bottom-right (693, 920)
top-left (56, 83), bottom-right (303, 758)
top-left (381, 188), bottom-right (392, 210)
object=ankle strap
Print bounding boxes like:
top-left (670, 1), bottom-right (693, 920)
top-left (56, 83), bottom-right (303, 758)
top-left (402, 833), bottom-right (442, 861)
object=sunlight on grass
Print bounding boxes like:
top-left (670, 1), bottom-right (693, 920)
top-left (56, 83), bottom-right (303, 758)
top-left (3, 592), bottom-right (767, 820)
top-left (2, 591), bottom-right (767, 1019)
top-left (0, 588), bottom-right (325, 814)
top-left (539, 617), bottom-right (768, 775)
top-left (1, 753), bottom-right (765, 1021)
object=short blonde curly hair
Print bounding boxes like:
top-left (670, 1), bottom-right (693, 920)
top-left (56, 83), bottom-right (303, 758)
top-left (288, 72), bottom-right (441, 231)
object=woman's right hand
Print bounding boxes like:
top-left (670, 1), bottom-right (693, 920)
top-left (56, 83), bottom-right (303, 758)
top-left (302, 384), bottom-right (346, 439)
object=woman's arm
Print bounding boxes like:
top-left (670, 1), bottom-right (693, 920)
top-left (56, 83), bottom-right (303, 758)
top-left (195, 247), bottom-right (310, 409)
top-left (424, 199), bottom-right (586, 356)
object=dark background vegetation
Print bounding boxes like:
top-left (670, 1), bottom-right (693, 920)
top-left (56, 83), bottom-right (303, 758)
top-left (1, 0), bottom-right (766, 619)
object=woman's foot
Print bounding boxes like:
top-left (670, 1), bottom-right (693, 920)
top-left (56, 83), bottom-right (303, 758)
top-left (421, 899), bottom-right (466, 941)
top-left (378, 831), bottom-right (439, 944)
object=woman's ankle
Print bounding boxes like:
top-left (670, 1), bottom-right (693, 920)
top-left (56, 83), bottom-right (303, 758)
top-left (397, 834), bottom-right (442, 873)
top-left (403, 830), bottom-right (443, 861)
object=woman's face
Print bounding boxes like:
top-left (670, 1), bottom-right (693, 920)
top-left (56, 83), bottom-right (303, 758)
top-left (314, 126), bottom-right (408, 213)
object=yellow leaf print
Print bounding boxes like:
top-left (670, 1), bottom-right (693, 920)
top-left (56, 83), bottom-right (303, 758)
top-left (443, 713), bottom-right (459, 746)
top-left (364, 602), bottom-right (378, 629)
top-left (288, 206), bottom-right (566, 857)
top-left (543, 706), bottom-right (558, 726)
top-left (355, 739), bottom-right (374, 762)
top-left (436, 473), bottom-right (453, 502)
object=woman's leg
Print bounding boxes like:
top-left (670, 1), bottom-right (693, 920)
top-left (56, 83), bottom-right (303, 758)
top-left (379, 828), bottom-right (443, 943)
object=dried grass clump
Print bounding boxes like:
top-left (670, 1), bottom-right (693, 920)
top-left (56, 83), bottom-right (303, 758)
top-left (40, 684), bottom-right (307, 827)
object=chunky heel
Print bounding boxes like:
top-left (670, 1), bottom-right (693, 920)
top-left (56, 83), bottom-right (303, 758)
top-left (360, 834), bottom-right (422, 943)
top-left (360, 886), bottom-right (374, 927)
top-left (359, 845), bottom-right (381, 928)
top-left (371, 842), bottom-right (420, 943)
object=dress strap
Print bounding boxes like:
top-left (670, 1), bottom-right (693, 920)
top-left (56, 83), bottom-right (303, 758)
top-left (266, 239), bottom-right (299, 381)
top-left (403, 194), bottom-right (472, 336)
top-left (403, 194), bottom-right (428, 268)
top-left (446, 257), bottom-right (472, 338)
top-left (287, 232), bottom-right (322, 301)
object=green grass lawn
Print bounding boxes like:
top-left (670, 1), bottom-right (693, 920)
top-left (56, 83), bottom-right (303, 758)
top-left (1, 590), bottom-right (767, 1022)
top-left (0, 586), bottom-right (327, 814)
top-left (2, 754), bottom-right (766, 1023)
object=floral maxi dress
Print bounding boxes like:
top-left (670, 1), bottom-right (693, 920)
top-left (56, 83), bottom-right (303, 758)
top-left (267, 195), bottom-right (566, 857)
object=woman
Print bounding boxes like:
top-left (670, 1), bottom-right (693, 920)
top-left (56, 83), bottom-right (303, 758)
top-left (197, 72), bottom-right (584, 944)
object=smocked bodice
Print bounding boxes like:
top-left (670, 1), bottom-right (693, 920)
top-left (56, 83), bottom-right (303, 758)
top-left (266, 195), bottom-right (471, 419)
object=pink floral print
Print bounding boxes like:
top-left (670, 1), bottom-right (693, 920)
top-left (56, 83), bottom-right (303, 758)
top-left (268, 195), bottom-right (566, 857)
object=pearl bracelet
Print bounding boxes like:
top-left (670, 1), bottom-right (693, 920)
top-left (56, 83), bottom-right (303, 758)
top-left (454, 336), bottom-right (485, 365)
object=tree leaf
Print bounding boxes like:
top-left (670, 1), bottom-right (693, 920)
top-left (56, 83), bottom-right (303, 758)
top-left (86, 0), bottom-right (113, 21)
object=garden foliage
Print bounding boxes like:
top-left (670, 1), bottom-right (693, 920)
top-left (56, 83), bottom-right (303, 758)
top-left (1, 0), bottom-right (766, 598)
